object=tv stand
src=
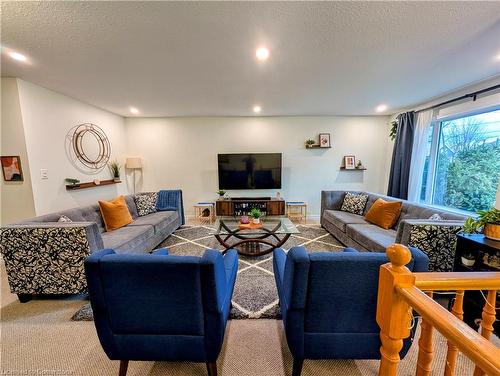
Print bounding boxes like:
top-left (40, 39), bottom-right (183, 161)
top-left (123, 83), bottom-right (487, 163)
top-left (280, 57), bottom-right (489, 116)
top-left (216, 197), bottom-right (285, 216)
top-left (231, 196), bottom-right (271, 201)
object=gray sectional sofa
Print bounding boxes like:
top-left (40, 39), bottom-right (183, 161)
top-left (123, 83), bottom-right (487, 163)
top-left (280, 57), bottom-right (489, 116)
top-left (0, 191), bottom-right (184, 301)
top-left (321, 191), bottom-right (468, 272)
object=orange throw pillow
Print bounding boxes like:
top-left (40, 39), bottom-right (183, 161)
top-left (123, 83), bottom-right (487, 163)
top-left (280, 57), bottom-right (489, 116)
top-left (98, 195), bottom-right (133, 231)
top-left (364, 198), bottom-right (402, 229)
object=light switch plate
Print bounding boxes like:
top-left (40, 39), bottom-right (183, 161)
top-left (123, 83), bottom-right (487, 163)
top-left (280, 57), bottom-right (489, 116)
top-left (41, 169), bottom-right (48, 179)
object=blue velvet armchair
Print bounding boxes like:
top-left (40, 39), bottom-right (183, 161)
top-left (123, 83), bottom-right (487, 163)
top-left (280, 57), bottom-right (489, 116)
top-left (273, 246), bottom-right (429, 376)
top-left (84, 247), bottom-right (238, 376)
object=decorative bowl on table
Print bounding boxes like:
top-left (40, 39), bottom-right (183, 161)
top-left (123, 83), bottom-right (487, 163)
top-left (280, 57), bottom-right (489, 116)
top-left (238, 218), bottom-right (263, 230)
top-left (240, 216), bottom-right (250, 224)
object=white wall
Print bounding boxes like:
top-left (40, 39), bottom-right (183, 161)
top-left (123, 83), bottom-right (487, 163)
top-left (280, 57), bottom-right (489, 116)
top-left (0, 78), bottom-right (36, 224)
top-left (15, 79), bottom-right (128, 215)
top-left (125, 116), bottom-right (391, 218)
top-left (409, 75), bottom-right (500, 113)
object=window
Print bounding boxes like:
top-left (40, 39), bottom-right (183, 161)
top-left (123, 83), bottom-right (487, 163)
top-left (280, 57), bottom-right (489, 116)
top-left (420, 109), bottom-right (500, 213)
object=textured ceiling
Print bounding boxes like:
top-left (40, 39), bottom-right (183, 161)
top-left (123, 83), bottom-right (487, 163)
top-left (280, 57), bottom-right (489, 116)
top-left (1, 1), bottom-right (500, 117)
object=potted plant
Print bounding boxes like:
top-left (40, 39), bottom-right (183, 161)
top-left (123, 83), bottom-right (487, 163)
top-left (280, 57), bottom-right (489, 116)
top-left (463, 207), bottom-right (500, 241)
top-left (64, 178), bottom-right (80, 187)
top-left (249, 208), bottom-right (262, 224)
top-left (108, 160), bottom-right (121, 182)
top-left (356, 160), bottom-right (365, 169)
top-left (305, 139), bottom-right (316, 148)
top-left (461, 252), bottom-right (476, 267)
top-left (216, 189), bottom-right (226, 199)
top-left (389, 120), bottom-right (398, 141)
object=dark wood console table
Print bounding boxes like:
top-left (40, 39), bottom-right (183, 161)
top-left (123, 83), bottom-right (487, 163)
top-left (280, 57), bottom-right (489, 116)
top-left (216, 197), bottom-right (285, 217)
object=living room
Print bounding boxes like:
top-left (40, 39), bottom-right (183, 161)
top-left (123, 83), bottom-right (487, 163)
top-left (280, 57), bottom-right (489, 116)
top-left (1, 2), bottom-right (500, 376)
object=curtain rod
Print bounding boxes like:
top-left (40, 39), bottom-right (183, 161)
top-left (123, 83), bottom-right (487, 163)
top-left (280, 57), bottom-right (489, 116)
top-left (414, 84), bottom-right (500, 114)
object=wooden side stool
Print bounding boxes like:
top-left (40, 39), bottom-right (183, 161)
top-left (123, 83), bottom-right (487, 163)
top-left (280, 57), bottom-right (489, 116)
top-left (194, 202), bottom-right (215, 224)
top-left (286, 202), bottom-right (307, 223)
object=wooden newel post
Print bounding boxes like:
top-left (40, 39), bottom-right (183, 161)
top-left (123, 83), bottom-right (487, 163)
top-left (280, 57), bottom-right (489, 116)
top-left (376, 243), bottom-right (416, 376)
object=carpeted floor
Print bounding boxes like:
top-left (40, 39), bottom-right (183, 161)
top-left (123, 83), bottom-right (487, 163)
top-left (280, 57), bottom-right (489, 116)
top-left (1, 292), bottom-right (479, 376)
top-left (73, 224), bottom-right (344, 321)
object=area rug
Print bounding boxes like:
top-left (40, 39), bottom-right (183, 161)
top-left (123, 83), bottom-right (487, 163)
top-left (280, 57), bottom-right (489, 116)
top-left (71, 224), bottom-right (344, 321)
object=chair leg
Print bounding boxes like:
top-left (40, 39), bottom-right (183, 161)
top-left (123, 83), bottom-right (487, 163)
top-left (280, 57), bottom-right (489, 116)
top-left (292, 358), bottom-right (304, 376)
top-left (17, 294), bottom-right (32, 303)
top-left (119, 360), bottom-right (129, 376)
top-left (206, 361), bottom-right (217, 376)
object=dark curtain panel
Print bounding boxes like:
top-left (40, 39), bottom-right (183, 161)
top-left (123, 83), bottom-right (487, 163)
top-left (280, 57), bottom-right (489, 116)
top-left (387, 111), bottom-right (416, 199)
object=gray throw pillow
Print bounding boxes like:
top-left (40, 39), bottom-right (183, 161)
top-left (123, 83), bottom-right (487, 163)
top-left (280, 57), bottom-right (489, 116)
top-left (134, 192), bottom-right (158, 216)
top-left (340, 192), bottom-right (369, 215)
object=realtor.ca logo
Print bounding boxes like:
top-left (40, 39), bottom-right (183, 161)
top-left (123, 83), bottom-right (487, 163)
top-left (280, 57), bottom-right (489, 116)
top-left (0, 370), bottom-right (73, 375)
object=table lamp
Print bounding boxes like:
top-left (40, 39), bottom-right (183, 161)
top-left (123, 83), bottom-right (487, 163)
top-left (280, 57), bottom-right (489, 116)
top-left (125, 157), bottom-right (142, 194)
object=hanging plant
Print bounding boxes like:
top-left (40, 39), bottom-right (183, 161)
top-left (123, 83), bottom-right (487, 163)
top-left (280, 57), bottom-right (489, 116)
top-left (389, 120), bottom-right (398, 141)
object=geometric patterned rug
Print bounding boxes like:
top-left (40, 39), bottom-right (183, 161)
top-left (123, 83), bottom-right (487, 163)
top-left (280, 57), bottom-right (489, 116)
top-left (71, 224), bottom-right (345, 321)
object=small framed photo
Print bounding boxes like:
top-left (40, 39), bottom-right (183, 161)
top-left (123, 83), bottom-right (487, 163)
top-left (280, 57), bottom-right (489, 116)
top-left (1, 156), bottom-right (23, 181)
top-left (344, 155), bottom-right (356, 170)
top-left (319, 133), bottom-right (331, 148)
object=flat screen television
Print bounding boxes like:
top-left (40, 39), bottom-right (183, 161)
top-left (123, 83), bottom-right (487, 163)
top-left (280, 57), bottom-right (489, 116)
top-left (218, 153), bottom-right (282, 190)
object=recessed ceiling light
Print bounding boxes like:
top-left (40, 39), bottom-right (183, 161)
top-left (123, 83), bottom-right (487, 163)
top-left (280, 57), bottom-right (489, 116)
top-left (375, 104), bottom-right (388, 113)
top-left (495, 53), bottom-right (500, 61)
top-left (255, 47), bottom-right (270, 61)
top-left (129, 107), bottom-right (139, 114)
top-left (8, 51), bottom-right (27, 62)
top-left (253, 105), bottom-right (262, 113)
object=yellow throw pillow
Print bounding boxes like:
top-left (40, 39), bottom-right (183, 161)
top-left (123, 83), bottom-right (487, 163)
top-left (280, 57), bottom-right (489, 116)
top-left (364, 198), bottom-right (402, 230)
top-left (98, 195), bottom-right (133, 232)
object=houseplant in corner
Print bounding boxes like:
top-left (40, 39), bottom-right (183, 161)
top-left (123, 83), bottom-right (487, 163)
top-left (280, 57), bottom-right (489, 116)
top-left (463, 207), bottom-right (500, 241)
top-left (108, 160), bottom-right (121, 182)
top-left (249, 208), bottom-right (263, 224)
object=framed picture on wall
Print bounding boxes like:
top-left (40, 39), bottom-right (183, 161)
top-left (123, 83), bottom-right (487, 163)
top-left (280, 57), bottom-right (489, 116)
top-left (344, 155), bottom-right (356, 170)
top-left (1, 156), bottom-right (23, 181)
top-left (319, 133), bottom-right (331, 148)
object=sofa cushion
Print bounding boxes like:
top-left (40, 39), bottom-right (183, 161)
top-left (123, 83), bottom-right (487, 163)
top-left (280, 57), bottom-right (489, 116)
top-left (340, 192), bottom-right (368, 215)
top-left (323, 210), bottom-right (369, 232)
top-left (134, 192), bottom-right (158, 216)
top-left (102, 224), bottom-right (155, 253)
top-left (345, 224), bottom-right (397, 251)
top-left (396, 202), bottom-right (466, 228)
top-left (124, 195), bottom-right (139, 219)
top-left (364, 198), bottom-right (402, 229)
top-left (128, 211), bottom-right (179, 234)
top-left (99, 196), bottom-right (133, 232)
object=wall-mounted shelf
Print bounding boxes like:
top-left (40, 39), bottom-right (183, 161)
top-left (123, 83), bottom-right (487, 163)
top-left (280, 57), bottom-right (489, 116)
top-left (306, 145), bottom-right (331, 149)
top-left (66, 179), bottom-right (122, 191)
top-left (339, 167), bottom-right (367, 171)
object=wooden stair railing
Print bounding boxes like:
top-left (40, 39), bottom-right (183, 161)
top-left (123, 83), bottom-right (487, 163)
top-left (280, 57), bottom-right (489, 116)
top-left (376, 244), bottom-right (500, 376)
